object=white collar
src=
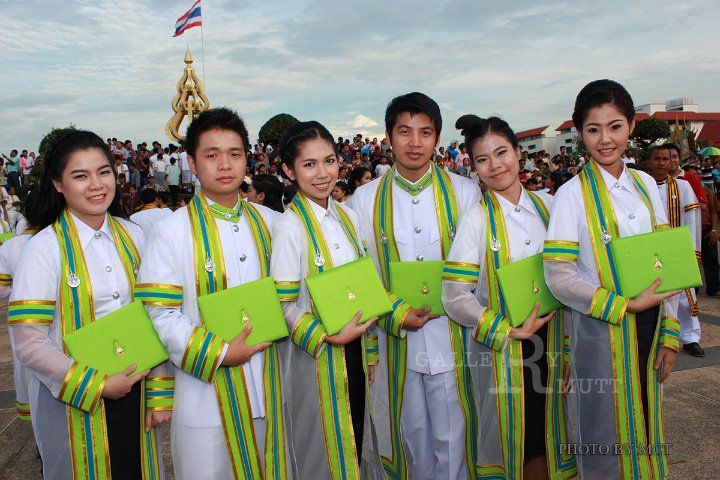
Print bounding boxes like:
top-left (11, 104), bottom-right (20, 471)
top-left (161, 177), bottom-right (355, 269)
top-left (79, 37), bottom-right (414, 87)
top-left (205, 195), bottom-right (241, 210)
top-left (494, 188), bottom-right (536, 217)
top-left (393, 164), bottom-right (432, 185)
top-left (307, 196), bottom-right (341, 224)
top-left (596, 163), bottom-right (633, 192)
top-left (69, 211), bottom-right (114, 248)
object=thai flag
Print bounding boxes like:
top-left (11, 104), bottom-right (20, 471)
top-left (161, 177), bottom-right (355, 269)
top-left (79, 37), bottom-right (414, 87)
top-left (173, 0), bottom-right (202, 37)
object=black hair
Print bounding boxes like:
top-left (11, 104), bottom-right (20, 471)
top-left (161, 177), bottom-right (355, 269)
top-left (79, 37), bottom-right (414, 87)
top-left (26, 130), bottom-right (121, 230)
top-left (347, 167), bottom-right (371, 194)
top-left (385, 92), bottom-right (442, 139)
top-left (250, 174), bottom-right (284, 213)
top-left (464, 116), bottom-right (519, 160)
top-left (661, 142), bottom-right (681, 156)
top-left (283, 183), bottom-right (297, 205)
top-left (185, 107), bottom-right (251, 159)
top-left (278, 120), bottom-right (337, 181)
top-left (139, 187), bottom-right (158, 204)
top-left (239, 181), bottom-right (250, 193)
top-left (333, 181), bottom-right (350, 196)
top-left (572, 79), bottom-right (635, 131)
top-left (647, 144), bottom-right (671, 159)
top-left (548, 171), bottom-right (565, 194)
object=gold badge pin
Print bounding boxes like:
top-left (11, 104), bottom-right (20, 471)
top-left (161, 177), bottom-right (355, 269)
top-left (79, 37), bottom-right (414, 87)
top-left (654, 256), bottom-right (663, 270)
top-left (421, 282), bottom-right (429, 295)
top-left (348, 289), bottom-right (357, 301)
top-left (241, 310), bottom-right (250, 324)
top-left (114, 340), bottom-right (125, 357)
top-left (532, 282), bottom-right (540, 294)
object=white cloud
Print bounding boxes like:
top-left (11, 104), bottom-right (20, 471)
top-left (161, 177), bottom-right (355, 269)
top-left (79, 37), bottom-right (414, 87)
top-left (2, 0), bottom-right (720, 154)
top-left (350, 115), bottom-right (379, 129)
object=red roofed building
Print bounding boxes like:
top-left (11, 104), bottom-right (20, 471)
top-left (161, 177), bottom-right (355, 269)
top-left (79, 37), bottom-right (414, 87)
top-left (697, 121), bottom-right (720, 147)
top-left (511, 97), bottom-right (720, 156)
top-left (515, 126), bottom-right (558, 154)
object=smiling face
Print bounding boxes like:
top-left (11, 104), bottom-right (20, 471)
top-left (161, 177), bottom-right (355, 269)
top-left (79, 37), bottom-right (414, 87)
top-left (52, 148), bottom-right (116, 227)
top-left (578, 103), bottom-right (635, 174)
top-left (188, 128), bottom-right (247, 206)
top-left (282, 137), bottom-right (338, 208)
top-left (472, 132), bottom-right (521, 197)
top-left (387, 112), bottom-right (438, 179)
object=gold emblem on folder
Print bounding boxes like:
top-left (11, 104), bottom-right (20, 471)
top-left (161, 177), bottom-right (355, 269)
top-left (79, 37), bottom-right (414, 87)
top-left (532, 282), bottom-right (540, 294)
top-left (347, 289), bottom-right (357, 301)
top-left (654, 256), bottom-right (663, 270)
top-left (241, 310), bottom-right (250, 324)
top-left (421, 282), bottom-right (429, 295)
top-left (114, 340), bottom-right (125, 357)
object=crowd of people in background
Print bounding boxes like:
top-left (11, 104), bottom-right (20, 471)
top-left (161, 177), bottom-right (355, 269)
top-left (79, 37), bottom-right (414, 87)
top-left (3, 131), bottom-right (720, 225)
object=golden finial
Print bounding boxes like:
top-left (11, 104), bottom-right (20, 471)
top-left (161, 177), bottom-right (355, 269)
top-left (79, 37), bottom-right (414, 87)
top-left (165, 47), bottom-right (210, 142)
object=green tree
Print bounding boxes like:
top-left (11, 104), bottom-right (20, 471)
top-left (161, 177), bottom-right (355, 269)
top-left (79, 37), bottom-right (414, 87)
top-left (258, 114), bottom-right (299, 146)
top-left (38, 124), bottom-right (77, 156)
top-left (34, 124), bottom-right (78, 179)
top-left (573, 135), bottom-right (589, 158)
top-left (454, 114), bottom-right (481, 137)
top-left (630, 118), bottom-right (671, 152)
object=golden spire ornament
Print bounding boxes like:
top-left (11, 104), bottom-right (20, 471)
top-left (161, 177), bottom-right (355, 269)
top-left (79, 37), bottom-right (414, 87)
top-left (165, 47), bottom-right (210, 142)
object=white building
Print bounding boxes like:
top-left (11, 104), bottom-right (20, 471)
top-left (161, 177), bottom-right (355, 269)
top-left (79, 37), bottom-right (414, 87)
top-left (516, 125), bottom-right (560, 154)
top-left (515, 97), bottom-right (720, 157)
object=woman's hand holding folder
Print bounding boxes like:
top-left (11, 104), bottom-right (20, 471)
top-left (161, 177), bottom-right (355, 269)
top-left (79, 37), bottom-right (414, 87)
top-left (103, 364), bottom-right (149, 400)
top-left (509, 303), bottom-right (555, 341)
top-left (626, 278), bottom-right (680, 314)
top-left (325, 311), bottom-right (378, 346)
top-left (222, 325), bottom-right (271, 366)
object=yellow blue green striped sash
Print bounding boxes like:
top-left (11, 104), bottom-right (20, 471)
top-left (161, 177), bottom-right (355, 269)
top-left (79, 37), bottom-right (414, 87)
top-left (188, 193), bottom-right (288, 479)
top-left (579, 160), bottom-right (665, 479)
top-left (289, 193), bottom-right (362, 479)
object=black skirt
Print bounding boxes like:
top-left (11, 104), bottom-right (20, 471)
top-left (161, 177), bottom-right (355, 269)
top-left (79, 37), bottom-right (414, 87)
top-left (635, 306), bottom-right (660, 435)
top-left (522, 322), bottom-right (549, 460)
top-left (104, 381), bottom-right (142, 479)
top-left (345, 337), bottom-right (366, 461)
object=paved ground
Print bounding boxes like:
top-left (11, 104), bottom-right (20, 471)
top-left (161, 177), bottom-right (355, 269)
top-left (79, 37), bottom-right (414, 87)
top-left (1, 295), bottom-right (719, 479)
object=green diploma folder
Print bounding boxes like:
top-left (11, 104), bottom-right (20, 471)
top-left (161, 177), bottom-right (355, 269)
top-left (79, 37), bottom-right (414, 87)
top-left (610, 226), bottom-right (702, 298)
top-left (305, 256), bottom-right (392, 336)
top-left (0, 232), bottom-right (12, 244)
top-left (197, 276), bottom-right (289, 346)
top-left (496, 253), bottom-right (562, 327)
top-left (62, 300), bottom-right (168, 375)
top-left (389, 260), bottom-right (445, 315)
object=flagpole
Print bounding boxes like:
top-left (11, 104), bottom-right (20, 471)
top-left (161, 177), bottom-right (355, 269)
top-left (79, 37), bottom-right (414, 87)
top-left (200, 16), bottom-right (206, 88)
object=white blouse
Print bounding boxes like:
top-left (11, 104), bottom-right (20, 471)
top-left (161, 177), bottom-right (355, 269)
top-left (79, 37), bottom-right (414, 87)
top-left (10, 213), bottom-right (145, 397)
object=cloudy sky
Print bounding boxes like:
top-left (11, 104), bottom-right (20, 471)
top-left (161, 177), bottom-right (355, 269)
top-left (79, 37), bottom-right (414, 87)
top-left (2, 0), bottom-right (719, 154)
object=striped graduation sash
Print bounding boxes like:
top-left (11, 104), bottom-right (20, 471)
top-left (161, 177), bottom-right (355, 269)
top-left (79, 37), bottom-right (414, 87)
top-left (579, 160), bottom-right (668, 480)
top-left (288, 193), bottom-right (365, 480)
top-left (53, 210), bottom-right (162, 480)
top-left (480, 190), bottom-right (525, 479)
top-left (482, 190), bottom-right (576, 479)
top-left (372, 164), bottom-right (480, 479)
top-left (188, 194), bottom-right (288, 480)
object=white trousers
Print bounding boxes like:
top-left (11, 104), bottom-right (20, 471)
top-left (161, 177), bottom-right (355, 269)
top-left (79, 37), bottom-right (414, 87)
top-left (172, 418), bottom-right (266, 480)
top-left (679, 290), bottom-right (702, 344)
top-left (401, 369), bottom-right (469, 480)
